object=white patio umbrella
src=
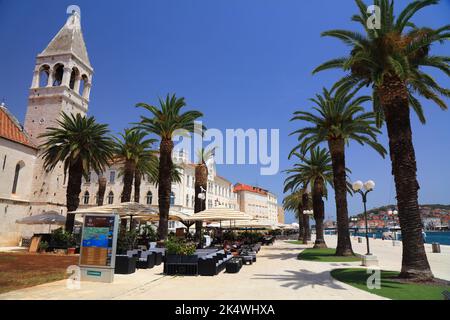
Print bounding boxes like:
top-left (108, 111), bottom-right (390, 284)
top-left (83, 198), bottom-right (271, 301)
top-left (69, 202), bottom-right (160, 231)
top-left (185, 206), bottom-right (253, 222)
top-left (16, 210), bottom-right (81, 233)
top-left (222, 219), bottom-right (277, 230)
top-left (69, 202), bottom-right (159, 216)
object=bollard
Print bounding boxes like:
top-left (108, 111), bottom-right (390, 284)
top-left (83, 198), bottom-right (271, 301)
top-left (432, 242), bottom-right (441, 253)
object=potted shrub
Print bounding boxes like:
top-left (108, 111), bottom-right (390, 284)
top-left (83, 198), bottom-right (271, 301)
top-left (38, 241), bottom-right (49, 253)
top-left (165, 237), bottom-right (198, 272)
top-left (117, 227), bottom-right (138, 254)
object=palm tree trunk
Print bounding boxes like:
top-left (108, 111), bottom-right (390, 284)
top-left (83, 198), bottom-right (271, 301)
top-left (158, 139), bottom-right (174, 240)
top-left (303, 214), bottom-right (310, 243)
top-left (302, 192), bottom-right (310, 244)
top-left (312, 178), bottom-right (327, 248)
top-left (65, 158), bottom-right (83, 233)
top-left (121, 160), bottom-right (135, 203)
top-left (134, 171), bottom-right (141, 203)
top-left (97, 175), bottom-right (107, 206)
top-left (378, 75), bottom-right (433, 281)
top-left (328, 138), bottom-right (353, 256)
top-left (296, 202), bottom-right (304, 241)
top-left (194, 163), bottom-right (208, 243)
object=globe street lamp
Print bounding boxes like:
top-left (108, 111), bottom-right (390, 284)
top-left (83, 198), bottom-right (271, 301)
top-left (352, 180), bottom-right (375, 255)
top-left (350, 217), bottom-right (358, 236)
top-left (388, 209), bottom-right (398, 243)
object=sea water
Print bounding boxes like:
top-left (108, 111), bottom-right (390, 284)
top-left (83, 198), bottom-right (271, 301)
top-left (353, 231), bottom-right (450, 245)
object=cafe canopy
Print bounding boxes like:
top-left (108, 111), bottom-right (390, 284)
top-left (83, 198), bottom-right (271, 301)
top-left (69, 202), bottom-right (193, 224)
top-left (184, 206), bottom-right (253, 222)
top-left (69, 202), bottom-right (159, 217)
top-left (220, 219), bottom-right (277, 230)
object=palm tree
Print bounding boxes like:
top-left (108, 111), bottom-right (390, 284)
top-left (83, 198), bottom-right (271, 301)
top-left (39, 112), bottom-right (115, 232)
top-left (115, 129), bottom-right (157, 203)
top-left (145, 156), bottom-right (183, 186)
top-left (290, 87), bottom-right (386, 256)
top-left (115, 128), bottom-right (156, 202)
top-left (313, 0), bottom-right (448, 280)
top-left (137, 94), bottom-right (204, 240)
top-left (285, 147), bottom-right (334, 248)
top-left (282, 191), bottom-right (305, 242)
top-left (283, 188), bottom-right (311, 244)
top-left (194, 148), bottom-right (215, 241)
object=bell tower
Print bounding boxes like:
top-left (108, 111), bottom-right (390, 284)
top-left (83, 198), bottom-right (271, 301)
top-left (24, 9), bottom-right (93, 146)
top-left (24, 8), bottom-right (93, 210)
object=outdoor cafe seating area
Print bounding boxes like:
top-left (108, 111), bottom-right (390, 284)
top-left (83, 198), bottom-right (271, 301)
top-left (114, 235), bottom-right (269, 276)
top-left (51, 202), bottom-right (296, 279)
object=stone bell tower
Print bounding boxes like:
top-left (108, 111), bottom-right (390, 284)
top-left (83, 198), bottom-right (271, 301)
top-left (24, 9), bottom-right (93, 210)
top-left (24, 9), bottom-right (93, 145)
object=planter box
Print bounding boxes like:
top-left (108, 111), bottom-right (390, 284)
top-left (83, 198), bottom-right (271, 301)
top-left (164, 254), bottom-right (198, 276)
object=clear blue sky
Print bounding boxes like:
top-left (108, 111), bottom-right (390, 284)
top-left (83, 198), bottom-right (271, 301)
top-left (1, 0), bottom-right (449, 223)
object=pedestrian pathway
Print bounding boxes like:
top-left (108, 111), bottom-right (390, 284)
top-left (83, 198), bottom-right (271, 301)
top-left (0, 241), bottom-right (383, 300)
top-left (324, 235), bottom-right (450, 281)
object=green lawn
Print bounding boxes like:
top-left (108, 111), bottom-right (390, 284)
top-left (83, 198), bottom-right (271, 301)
top-left (331, 268), bottom-right (450, 300)
top-left (285, 240), bottom-right (304, 245)
top-left (297, 248), bottom-right (361, 262)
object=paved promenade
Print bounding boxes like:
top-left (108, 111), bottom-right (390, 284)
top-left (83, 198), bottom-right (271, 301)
top-left (0, 240), bottom-right (383, 300)
top-left (1, 236), bottom-right (447, 300)
top-left (325, 234), bottom-right (450, 281)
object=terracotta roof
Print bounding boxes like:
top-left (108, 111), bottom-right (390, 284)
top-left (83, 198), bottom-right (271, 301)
top-left (0, 104), bottom-right (37, 149)
top-left (234, 183), bottom-right (268, 195)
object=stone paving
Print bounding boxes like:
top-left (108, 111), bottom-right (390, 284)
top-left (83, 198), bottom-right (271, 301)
top-left (0, 239), bottom-right (383, 300)
top-left (2, 235), bottom-right (447, 300)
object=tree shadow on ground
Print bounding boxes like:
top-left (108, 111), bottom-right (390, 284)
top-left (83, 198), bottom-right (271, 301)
top-left (252, 269), bottom-right (348, 291)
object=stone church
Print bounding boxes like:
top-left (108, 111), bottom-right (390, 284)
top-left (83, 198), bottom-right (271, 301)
top-left (0, 11), bottom-right (94, 246)
top-left (0, 10), bottom-right (285, 247)
top-left (0, 10), bottom-right (240, 246)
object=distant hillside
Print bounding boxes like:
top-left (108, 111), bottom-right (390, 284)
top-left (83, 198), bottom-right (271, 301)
top-left (359, 204), bottom-right (450, 216)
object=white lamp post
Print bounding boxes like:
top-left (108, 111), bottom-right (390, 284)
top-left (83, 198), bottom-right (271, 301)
top-left (352, 180), bottom-right (375, 256)
top-left (350, 217), bottom-right (358, 236)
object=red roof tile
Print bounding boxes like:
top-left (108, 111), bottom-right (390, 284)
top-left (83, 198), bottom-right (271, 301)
top-left (0, 105), bottom-right (37, 149)
top-left (234, 183), bottom-right (268, 195)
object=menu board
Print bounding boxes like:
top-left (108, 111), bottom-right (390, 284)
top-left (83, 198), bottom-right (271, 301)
top-left (80, 215), bottom-right (117, 267)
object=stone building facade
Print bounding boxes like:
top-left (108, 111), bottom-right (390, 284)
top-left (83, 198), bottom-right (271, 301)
top-left (0, 10), bottom-right (282, 245)
top-left (234, 183), bottom-right (280, 225)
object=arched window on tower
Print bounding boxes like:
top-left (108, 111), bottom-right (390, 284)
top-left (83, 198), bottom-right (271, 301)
top-left (79, 74), bottom-right (89, 97)
top-left (146, 191), bottom-right (153, 205)
top-left (11, 162), bottom-right (23, 194)
top-left (107, 191), bottom-right (114, 204)
top-left (39, 65), bottom-right (50, 87)
top-left (53, 64), bottom-right (64, 86)
top-left (69, 67), bottom-right (79, 90)
top-left (83, 191), bottom-right (90, 205)
top-left (170, 192), bottom-right (175, 206)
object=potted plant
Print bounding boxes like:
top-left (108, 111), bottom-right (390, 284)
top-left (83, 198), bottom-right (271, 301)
top-left (117, 227), bottom-right (138, 254)
top-left (165, 237), bottom-right (198, 273)
top-left (38, 241), bottom-right (49, 253)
